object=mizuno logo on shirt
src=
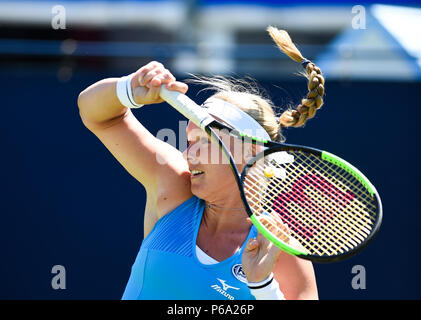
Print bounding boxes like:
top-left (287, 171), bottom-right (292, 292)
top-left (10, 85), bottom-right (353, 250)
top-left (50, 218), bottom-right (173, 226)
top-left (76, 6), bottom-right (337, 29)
top-left (211, 278), bottom-right (239, 300)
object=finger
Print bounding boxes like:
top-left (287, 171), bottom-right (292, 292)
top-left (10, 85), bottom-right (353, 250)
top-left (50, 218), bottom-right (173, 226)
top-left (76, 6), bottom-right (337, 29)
top-left (254, 227), bottom-right (283, 259)
top-left (148, 69), bottom-right (177, 89)
top-left (141, 68), bottom-right (164, 87)
top-left (138, 61), bottom-right (163, 75)
top-left (255, 231), bottom-right (273, 252)
top-left (146, 84), bottom-right (162, 102)
top-left (258, 215), bottom-right (290, 244)
top-left (162, 69), bottom-right (176, 82)
top-left (137, 62), bottom-right (164, 85)
top-left (259, 214), bottom-right (289, 233)
top-left (244, 237), bottom-right (259, 252)
top-left (149, 74), bottom-right (169, 87)
top-left (165, 81), bottom-right (188, 94)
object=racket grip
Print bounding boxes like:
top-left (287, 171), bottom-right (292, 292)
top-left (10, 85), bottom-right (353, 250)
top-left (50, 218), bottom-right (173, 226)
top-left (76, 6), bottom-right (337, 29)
top-left (160, 85), bottom-right (214, 129)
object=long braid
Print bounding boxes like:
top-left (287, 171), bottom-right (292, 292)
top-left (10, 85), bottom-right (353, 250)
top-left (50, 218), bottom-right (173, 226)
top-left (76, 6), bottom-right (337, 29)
top-left (267, 26), bottom-right (325, 128)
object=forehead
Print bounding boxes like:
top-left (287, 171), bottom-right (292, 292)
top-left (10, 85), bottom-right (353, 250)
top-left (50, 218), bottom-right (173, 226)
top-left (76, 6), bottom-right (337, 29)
top-left (186, 112), bottom-right (233, 137)
top-left (186, 120), bottom-right (244, 150)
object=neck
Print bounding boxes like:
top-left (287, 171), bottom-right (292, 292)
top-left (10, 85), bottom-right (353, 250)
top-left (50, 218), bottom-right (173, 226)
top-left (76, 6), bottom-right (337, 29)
top-left (202, 198), bottom-right (251, 234)
top-left (205, 203), bottom-right (244, 211)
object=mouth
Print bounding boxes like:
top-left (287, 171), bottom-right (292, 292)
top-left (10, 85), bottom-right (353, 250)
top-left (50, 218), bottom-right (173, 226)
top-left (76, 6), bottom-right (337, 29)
top-left (190, 169), bottom-right (205, 178)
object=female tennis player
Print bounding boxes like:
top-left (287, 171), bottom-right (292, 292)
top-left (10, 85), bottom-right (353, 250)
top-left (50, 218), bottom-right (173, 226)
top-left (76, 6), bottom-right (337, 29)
top-left (77, 27), bottom-right (323, 300)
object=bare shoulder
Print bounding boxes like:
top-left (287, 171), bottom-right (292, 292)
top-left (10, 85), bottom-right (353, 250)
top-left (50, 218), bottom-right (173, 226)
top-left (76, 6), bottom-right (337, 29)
top-left (151, 143), bottom-right (194, 219)
top-left (143, 160), bottom-right (193, 238)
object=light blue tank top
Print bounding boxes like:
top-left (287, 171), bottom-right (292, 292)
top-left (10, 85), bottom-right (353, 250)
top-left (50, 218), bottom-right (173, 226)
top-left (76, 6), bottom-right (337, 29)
top-left (122, 196), bottom-right (258, 300)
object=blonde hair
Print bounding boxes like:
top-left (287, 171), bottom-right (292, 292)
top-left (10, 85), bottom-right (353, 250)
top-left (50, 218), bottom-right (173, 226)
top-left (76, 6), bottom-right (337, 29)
top-left (189, 26), bottom-right (325, 142)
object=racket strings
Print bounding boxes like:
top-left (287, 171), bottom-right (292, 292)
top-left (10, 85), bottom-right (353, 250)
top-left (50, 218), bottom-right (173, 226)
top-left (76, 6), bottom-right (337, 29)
top-left (244, 184), bottom-right (331, 256)
top-left (244, 171), bottom-right (359, 255)
top-left (262, 160), bottom-right (373, 231)
top-left (293, 158), bottom-right (376, 242)
top-left (266, 156), bottom-right (374, 255)
top-left (245, 169), bottom-right (365, 256)
top-left (246, 164), bottom-right (368, 245)
top-left (243, 151), bottom-right (378, 257)
top-left (302, 154), bottom-right (377, 214)
top-left (291, 155), bottom-right (375, 228)
top-left (262, 154), bottom-right (374, 254)
top-left (295, 152), bottom-right (369, 202)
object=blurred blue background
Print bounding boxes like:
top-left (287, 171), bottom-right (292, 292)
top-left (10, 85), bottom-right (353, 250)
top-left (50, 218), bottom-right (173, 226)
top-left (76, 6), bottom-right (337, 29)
top-left (0, 0), bottom-right (420, 299)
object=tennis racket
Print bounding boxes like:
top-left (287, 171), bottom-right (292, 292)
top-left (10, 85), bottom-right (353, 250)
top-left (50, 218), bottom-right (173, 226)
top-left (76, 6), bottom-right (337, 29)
top-left (159, 86), bottom-right (382, 263)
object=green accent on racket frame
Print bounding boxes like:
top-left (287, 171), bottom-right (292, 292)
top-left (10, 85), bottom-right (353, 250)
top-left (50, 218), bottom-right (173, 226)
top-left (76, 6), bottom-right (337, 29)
top-left (321, 151), bottom-right (376, 196)
top-left (249, 214), bottom-right (308, 257)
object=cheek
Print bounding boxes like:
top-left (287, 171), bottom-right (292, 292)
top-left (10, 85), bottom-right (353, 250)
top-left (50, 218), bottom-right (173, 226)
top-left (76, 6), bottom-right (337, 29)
top-left (194, 143), bottom-right (225, 165)
top-left (210, 165), bottom-right (237, 187)
top-left (200, 164), bottom-right (233, 185)
top-left (185, 144), bottom-right (209, 164)
top-left (230, 141), bottom-right (253, 163)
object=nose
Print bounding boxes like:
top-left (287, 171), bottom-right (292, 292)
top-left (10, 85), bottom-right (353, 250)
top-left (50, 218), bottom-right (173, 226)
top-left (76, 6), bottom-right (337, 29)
top-left (185, 121), bottom-right (203, 163)
top-left (183, 143), bottom-right (200, 165)
top-left (186, 120), bottom-right (200, 135)
top-left (182, 147), bottom-right (189, 160)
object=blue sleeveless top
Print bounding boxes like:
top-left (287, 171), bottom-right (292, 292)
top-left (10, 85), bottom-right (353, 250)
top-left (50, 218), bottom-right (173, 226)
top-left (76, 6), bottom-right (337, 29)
top-left (122, 196), bottom-right (258, 300)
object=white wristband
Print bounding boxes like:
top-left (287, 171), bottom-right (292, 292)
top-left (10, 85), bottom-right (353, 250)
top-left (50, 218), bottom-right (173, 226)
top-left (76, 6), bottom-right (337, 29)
top-left (116, 73), bottom-right (144, 109)
top-left (248, 273), bottom-right (285, 300)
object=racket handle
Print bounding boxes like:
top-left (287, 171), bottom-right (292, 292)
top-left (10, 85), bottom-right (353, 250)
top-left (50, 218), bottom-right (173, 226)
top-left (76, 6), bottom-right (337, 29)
top-left (159, 85), bottom-right (214, 129)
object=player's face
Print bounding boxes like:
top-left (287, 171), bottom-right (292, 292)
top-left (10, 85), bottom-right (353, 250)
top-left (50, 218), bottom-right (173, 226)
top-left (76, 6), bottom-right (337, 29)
top-left (184, 121), bottom-right (249, 201)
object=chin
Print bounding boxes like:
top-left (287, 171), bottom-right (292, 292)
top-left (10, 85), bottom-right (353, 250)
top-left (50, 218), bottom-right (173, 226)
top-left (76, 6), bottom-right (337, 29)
top-left (190, 183), bottom-right (208, 200)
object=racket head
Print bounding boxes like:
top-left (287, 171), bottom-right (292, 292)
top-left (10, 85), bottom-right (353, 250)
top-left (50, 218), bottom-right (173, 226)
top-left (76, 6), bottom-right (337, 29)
top-left (239, 144), bottom-right (382, 263)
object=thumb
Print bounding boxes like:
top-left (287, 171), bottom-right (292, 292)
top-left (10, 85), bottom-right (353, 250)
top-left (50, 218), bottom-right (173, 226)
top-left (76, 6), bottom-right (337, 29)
top-left (245, 237), bottom-right (259, 253)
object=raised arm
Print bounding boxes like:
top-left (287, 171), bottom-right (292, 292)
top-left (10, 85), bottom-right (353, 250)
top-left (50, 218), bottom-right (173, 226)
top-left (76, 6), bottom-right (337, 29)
top-left (77, 61), bottom-right (193, 220)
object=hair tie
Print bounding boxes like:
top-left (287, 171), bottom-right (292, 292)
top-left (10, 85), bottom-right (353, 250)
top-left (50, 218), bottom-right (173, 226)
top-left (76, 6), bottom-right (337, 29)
top-left (301, 58), bottom-right (311, 69)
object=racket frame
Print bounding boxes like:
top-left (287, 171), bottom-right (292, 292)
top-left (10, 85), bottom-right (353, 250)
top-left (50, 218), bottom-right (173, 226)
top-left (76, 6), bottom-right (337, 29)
top-left (239, 144), bottom-right (383, 263)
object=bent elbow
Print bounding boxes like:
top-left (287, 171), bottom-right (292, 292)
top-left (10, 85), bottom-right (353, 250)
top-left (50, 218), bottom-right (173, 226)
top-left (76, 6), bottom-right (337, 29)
top-left (77, 91), bottom-right (93, 130)
top-left (77, 89), bottom-right (88, 112)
